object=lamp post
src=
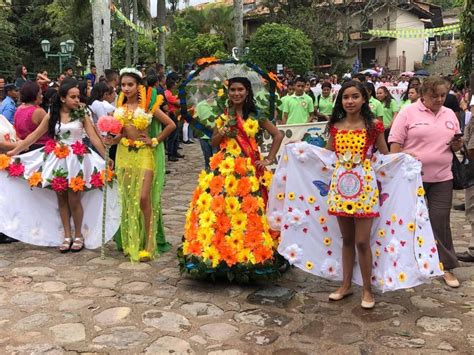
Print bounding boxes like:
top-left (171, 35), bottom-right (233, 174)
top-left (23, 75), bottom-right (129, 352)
top-left (41, 39), bottom-right (75, 74)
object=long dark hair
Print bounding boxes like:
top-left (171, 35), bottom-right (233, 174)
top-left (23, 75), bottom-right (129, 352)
top-left (78, 81), bottom-right (89, 104)
top-left (88, 82), bottom-right (113, 105)
top-left (329, 80), bottom-right (374, 129)
top-left (119, 72), bottom-right (143, 105)
top-left (402, 76), bottom-right (421, 101)
top-left (15, 64), bottom-right (25, 79)
top-left (48, 79), bottom-right (79, 138)
top-left (377, 86), bottom-right (393, 108)
top-left (228, 77), bottom-right (257, 119)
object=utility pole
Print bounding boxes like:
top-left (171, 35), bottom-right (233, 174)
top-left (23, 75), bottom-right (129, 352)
top-left (233, 0), bottom-right (244, 54)
top-left (91, 0), bottom-right (111, 77)
top-left (133, 0), bottom-right (139, 65)
top-left (157, 0), bottom-right (166, 66)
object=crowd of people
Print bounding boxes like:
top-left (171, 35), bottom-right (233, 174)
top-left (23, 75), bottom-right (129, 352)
top-left (0, 59), bottom-right (473, 308)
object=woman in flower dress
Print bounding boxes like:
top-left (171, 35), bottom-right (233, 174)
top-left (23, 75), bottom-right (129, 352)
top-left (0, 79), bottom-right (120, 252)
top-left (111, 68), bottom-right (176, 262)
top-left (180, 77), bottom-right (284, 281)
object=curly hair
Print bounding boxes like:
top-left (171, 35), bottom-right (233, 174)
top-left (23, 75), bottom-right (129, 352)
top-left (48, 79), bottom-right (79, 139)
top-left (329, 80), bottom-right (375, 129)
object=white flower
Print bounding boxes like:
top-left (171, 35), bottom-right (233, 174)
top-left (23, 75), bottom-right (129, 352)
top-left (286, 208), bottom-right (307, 229)
top-left (119, 67), bottom-right (143, 78)
top-left (274, 168), bottom-right (287, 186)
top-left (267, 211), bottom-right (283, 230)
top-left (416, 200), bottom-right (429, 223)
top-left (292, 143), bottom-right (309, 162)
top-left (401, 156), bottom-right (421, 181)
top-left (114, 107), bottom-right (125, 118)
top-left (417, 259), bottom-right (432, 277)
top-left (384, 272), bottom-right (395, 288)
top-left (281, 244), bottom-right (303, 265)
top-left (321, 259), bottom-right (340, 279)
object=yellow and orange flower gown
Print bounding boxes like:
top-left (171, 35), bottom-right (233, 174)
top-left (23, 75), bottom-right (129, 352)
top-left (180, 114), bottom-right (281, 280)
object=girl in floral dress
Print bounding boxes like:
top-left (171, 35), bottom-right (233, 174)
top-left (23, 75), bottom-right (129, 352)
top-left (111, 68), bottom-right (176, 262)
top-left (180, 77), bottom-right (284, 281)
top-left (325, 81), bottom-right (388, 308)
top-left (0, 79), bottom-right (120, 252)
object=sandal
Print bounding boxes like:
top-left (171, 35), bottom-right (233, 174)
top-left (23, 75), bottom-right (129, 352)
top-left (71, 235), bottom-right (84, 253)
top-left (59, 237), bottom-right (73, 253)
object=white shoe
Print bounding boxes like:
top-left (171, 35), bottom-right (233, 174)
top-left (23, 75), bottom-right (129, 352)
top-left (361, 299), bottom-right (375, 309)
top-left (443, 272), bottom-right (460, 288)
top-left (328, 290), bottom-right (353, 301)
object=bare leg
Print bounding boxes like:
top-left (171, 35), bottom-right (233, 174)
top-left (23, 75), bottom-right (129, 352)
top-left (140, 170), bottom-right (154, 253)
top-left (56, 192), bottom-right (71, 238)
top-left (68, 191), bottom-right (84, 238)
top-left (335, 216), bottom-right (355, 294)
top-left (354, 218), bottom-right (374, 303)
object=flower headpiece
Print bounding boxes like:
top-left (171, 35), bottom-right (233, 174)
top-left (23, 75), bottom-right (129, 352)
top-left (119, 67), bottom-right (143, 78)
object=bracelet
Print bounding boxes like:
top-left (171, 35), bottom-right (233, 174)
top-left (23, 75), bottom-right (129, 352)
top-left (151, 138), bottom-right (159, 147)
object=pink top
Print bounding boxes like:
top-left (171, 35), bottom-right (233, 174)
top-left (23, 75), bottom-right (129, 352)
top-left (14, 105), bottom-right (49, 145)
top-left (388, 100), bottom-right (460, 183)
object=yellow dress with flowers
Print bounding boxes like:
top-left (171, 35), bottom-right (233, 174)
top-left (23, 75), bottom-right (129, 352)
top-left (327, 121), bottom-right (385, 218)
top-left (179, 114), bottom-right (282, 281)
top-left (114, 93), bottom-right (168, 262)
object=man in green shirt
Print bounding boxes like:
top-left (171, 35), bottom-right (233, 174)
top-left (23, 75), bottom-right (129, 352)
top-left (282, 77), bottom-right (315, 125)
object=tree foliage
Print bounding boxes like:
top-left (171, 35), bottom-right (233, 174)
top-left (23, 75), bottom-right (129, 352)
top-left (247, 23), bottom-right (313, 74)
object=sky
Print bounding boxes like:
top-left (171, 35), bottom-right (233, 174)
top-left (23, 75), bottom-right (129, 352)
top-left (150, 0), bottom-right (210, 17)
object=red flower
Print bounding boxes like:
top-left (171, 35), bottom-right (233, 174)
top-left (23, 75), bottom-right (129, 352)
top-left (8, 161), bottom-right (25, 177)
top-left (3, 133), bottom-right (10, 141)
top-left (90, 172), bottom-right (104, 188)
top-left (44, 139), bottom-right (56, 154)
top-left (51, 176), bottom-right (68, 192)
top-left (71, 141), bottom-right (87, 156)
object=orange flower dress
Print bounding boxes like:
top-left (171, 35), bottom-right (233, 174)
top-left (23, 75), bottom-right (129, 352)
top-left (179, 114), bottom-right (281, 281)
top-left (327, 121), bottom-right (384, 218)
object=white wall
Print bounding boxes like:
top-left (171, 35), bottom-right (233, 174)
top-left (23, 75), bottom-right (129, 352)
top-left (394, 9), bottom-right (425, 71)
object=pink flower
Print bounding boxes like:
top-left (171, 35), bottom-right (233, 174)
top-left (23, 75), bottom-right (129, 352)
top-left (51, 176), bottom-right (68, 192)
top-left (97, 116), bottom-right (122, 135)
top-left (8, 161), bottom-right (25, 177)
top-left (44, 139), bottom-right (56, 154)
top-left (71, 141), bottom-right (87, 156)
top-left (90, 172), bottom-right (104, 189)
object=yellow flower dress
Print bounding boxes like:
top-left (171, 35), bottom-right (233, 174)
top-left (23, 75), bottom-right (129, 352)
top-left (179, 114), bottom-right (281, 281)
top-left (327, 121), bottom-right (385, 218)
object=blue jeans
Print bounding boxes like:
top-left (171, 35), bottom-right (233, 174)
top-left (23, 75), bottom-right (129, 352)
top-left (199, 139), bottom-right (217, 171)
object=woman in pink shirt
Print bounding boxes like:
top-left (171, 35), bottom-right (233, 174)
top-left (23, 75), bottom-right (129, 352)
top-left (389, 77), bottom-right (462, 288)
top-left (14, 81), bottom-right (48, 152)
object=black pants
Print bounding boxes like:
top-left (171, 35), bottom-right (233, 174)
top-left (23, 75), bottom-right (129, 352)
top-left (166, 112), bottom-right (179, 157)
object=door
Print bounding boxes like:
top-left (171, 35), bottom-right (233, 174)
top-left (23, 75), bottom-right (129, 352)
top-left (361, 48), bottom-right (376, 68)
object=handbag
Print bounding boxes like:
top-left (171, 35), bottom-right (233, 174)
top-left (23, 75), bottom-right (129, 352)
top-left (452, 146), bottom-right (474, 190)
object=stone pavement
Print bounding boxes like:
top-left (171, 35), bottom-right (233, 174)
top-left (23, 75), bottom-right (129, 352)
top-left (1, 142), bottom-right (473, 355)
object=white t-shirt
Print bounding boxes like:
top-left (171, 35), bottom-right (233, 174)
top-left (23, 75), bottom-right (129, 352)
top-left (89, 100), bottom-right (115, 123)
top-left (470, 95), bottom-right (474, 107)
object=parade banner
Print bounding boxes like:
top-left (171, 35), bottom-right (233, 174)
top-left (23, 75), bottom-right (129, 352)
top-left (260, 122), bottom-right (328, 171)
top-left (368, 24), bottom-right (460, 39)
top-left (110, 3), bottom-right (168, 38)
top-left (386, 86), bottom-right (406, 103)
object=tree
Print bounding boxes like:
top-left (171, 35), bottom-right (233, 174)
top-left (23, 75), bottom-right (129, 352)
top-left (91, 0), bottom-right (111, 77)
top-left (247, 23), bottom-right (313, 74)
top-left (233, 0), bottom-right (244, 54)
top-left (0, 4), bottom-right (21, 73)
top-left (112, 35), bottom-right (157, 69)
top-left (157, 0), bottom-right (167, 65)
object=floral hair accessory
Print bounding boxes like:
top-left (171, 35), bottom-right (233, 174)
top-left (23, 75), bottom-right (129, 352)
top-left (119, 67), bottom-right (143, 78)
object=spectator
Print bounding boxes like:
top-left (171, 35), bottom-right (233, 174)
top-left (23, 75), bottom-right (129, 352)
top-left (400, 86), bottom-right (420, 110)
top-left (364, 82), bottom-right (383, 121)
top-left (41, 87), bottom-right (57, 113)
top-left (282, 76), bottom-right (315, 125)
top-left (56, 73), bottom-right (66, 86)
top-left (401, 77), bottom-right (421, 106)
top-left (443, 77), bottom-right (462, 128)
top-left (64, 66), bottom-right (74, 78)
top-left (167, 64), bottom-right (180, 82)
top-left (78, 81), bottom-right (91, 104)
top-left (14, 81), bottom-right (48, 152)
top-left (353, 73), bottom-right (366, 83)
top-left (315, 82), bottom-right (334, 121)
top-left (0, 84), bottom-right (19, 124)
top-left (88, 82), bottom-right (115, 123)
top-left (0, 75), bottom-right (5, 101)
top-left (36, 69), bottom-right (51, 93)
top-left (305, 80), bottom-right (316, 103)
top-left (85, 65), bottom-right (97, 86)
top-left (14, 65), bottom-right (28, 89)
top-left (165, 78), bottom-right (183, 161)
top-left (389, 77), bottom-right (462, 288)
top-left (105, 69), bottom-right (119, 91)
top-left (376, 86), bottom-right (399, 128)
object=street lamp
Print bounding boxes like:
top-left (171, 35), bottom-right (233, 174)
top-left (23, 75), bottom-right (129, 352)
top-left (41, 39), bottom-right (75, 74)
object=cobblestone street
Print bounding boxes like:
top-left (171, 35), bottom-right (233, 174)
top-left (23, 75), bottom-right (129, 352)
top-left (1, 143), bottom-right (473, 354)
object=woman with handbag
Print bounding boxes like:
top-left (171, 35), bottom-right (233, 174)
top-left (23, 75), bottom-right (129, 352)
top-left (388, 77), bottom-right (463, 287)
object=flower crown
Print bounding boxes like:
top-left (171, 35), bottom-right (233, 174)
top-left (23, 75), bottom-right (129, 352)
top-left (119, 67), bottom-right (143, 78)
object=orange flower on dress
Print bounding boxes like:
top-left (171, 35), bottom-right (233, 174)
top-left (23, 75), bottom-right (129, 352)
top-left (236, 177), bottom-right (252, 197)
top-left (219, 246), bottom-right (238, 267)
top-left (209, 175), bottom-right (225, 195)
top-left (247, 214), bottom-right (263, 233)
top-left (196, 57), bottom-right (218, 66)
top-left (28, 171), bottom-right (43, 187)
top-left (209, 152), bottom-right (224, 170)
top-left (234, 157), bottom-right (247, 176)
top-left (215, 213), bottom-right (231, 234)
top-left (53, 145), bottom-right (70, 159)
top-left (69, 176), bottom-right (86, 192)
top-left (212, 233), bottom-right (226, 248)
top-left (244, 231), bottom-right (263, 250)
top-left (253, 245), bottom-right (273, 263)
top-left (211, 195), bottom-right (226, 215)
top-left (0, 154), bottom-right (11, 170)
top-left (187, 241), bottom-right (203, 256)
top-left (192, 187), bottom-right (203, 204)
top-left (241, 195), bottom-right (259, 214)
top-left (101, 168), bottom-right (114, 183)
